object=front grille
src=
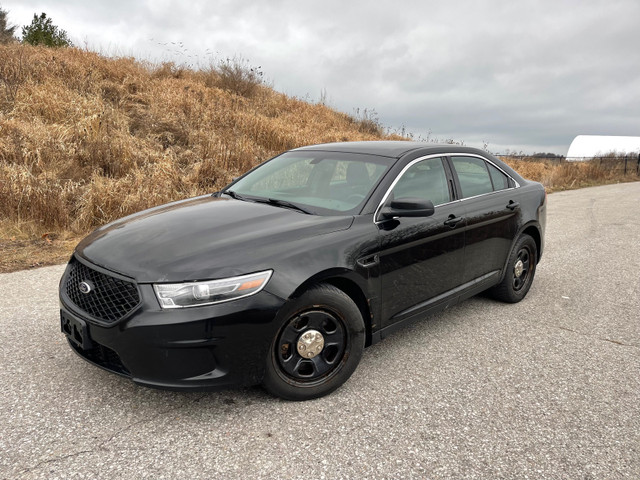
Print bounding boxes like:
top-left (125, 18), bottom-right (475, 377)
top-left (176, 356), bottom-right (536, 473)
top-left (64, 257), bottom-right (140, 325)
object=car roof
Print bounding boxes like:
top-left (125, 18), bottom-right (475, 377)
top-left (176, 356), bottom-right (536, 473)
top-left (292, 141), bottom-right (526, 183)
top-left (293, 141), bottom-right (487, 159)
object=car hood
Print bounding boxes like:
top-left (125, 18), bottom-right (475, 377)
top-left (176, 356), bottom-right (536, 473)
top-left (76, 196), bottom-right (354, 282)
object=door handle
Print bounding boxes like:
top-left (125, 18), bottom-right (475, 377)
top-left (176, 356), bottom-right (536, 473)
top-left (444, 215), bottom-right (463, 227)
top-left (506, 200), bottom-right (520, 210)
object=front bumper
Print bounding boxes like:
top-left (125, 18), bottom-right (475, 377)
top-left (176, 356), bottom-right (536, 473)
top-left (60, 265), bottom-right (286, 391)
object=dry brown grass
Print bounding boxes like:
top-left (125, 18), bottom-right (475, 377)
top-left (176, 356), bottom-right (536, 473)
top-left (0, 44), bottom-right (638, 272)
top-left (502, 156), bottom-right (639, 192)
top-left (0, 221), bottom-right (77, 271)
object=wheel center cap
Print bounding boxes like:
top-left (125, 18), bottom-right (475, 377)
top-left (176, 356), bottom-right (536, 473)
top-left (297, 329), bottom-right (325, 359)
top-left (514, 259), bottom-right (524, 278)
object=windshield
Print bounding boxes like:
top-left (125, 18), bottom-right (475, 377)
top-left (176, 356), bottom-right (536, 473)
top-left (225, 151), bottom-right (393, 215)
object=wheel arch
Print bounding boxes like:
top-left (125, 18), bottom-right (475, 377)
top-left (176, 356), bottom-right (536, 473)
top-left (522, 224), bottom-right (542, 263)
top-left (498, 222), bottom-right (542, 283)
top-left (289, 269), bottom-right (374, 347)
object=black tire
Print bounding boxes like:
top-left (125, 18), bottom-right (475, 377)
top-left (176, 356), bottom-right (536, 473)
top-left (262, 284), bottom-right (365, 401)
top-left (491, 234), bottom-right (538, 303)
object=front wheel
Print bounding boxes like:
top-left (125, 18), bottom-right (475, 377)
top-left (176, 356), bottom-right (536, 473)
top-left (491, 234), bottom-right (538, 303)
top-left (262, 284), bottom-right (365, 401)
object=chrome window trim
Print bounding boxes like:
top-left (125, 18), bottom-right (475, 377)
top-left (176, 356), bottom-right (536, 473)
top-left (373, 152), bottom-right (520, 224)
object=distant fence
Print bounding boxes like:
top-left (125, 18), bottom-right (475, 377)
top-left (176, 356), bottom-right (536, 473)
top-left (495, 154), bottom-right (640, 175)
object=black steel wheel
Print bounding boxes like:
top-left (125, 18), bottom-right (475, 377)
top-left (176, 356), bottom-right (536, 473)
top-left (491, 233), bottom-right (537, 303)
top-left (512, 246), bottom-right (532, 292)
top-left (263, 284), bottom-right (365, 400)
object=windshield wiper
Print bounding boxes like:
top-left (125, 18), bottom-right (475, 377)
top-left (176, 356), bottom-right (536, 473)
top-left (264, 198), bottom-right (314, 215)
top-left (222, 191), bottom-right (313, 214)
top-left (222, 190), bottom-right (247, 201)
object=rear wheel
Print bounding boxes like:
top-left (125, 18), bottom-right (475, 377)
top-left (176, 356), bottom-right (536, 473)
top-left (491, 234), bottom-right (537, 303)
top-left (263, 284), bottom-right (365, 401)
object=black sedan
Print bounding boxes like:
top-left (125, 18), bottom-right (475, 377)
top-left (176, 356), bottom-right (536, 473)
top-left (60, 141), bottom-right (546, 400)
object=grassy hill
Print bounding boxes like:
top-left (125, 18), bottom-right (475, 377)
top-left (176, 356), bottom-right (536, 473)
top-left (0, 44), bottom-right (394, 232)
top-left (0, 44), bottom-right (398, 269)
top-left (0, 44), bottom-right (637, 271)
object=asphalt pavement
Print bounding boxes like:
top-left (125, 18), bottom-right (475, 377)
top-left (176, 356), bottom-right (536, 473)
top-left (1, 182), bottom-right (638, 479)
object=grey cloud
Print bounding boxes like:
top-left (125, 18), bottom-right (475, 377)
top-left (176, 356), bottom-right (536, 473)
top-left (3, 0), bottom-right (639, 154)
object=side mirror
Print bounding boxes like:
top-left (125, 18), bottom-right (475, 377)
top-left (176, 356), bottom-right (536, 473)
top-left (380, 197), bottom-right (435, 219)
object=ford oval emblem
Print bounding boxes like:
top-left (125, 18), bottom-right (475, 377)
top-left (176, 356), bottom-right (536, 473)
top-left (79, 281), bottom-right (93, 294)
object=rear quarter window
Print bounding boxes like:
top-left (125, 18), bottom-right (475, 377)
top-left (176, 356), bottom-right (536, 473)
top-left (487, 163), bottom-right (510, 190)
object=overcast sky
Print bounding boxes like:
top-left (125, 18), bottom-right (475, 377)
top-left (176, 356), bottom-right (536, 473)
top-left (3, 0), bottom-right (639, 154)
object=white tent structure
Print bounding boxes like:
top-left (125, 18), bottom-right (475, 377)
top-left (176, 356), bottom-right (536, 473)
top-left (566, 135), bottom-right (640, 160)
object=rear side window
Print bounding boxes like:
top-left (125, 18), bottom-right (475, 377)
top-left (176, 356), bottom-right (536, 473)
top-left (451, 156), bottom-right (493, 198)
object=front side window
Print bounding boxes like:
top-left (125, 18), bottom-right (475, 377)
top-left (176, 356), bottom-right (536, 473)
top-left (389, 157), bottom-right (450, 206)
top-left (227, 151), bottom-right (391, 215)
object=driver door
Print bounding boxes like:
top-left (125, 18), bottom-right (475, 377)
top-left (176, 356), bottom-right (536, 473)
top-left (376, 157), bottom-right (466, 329)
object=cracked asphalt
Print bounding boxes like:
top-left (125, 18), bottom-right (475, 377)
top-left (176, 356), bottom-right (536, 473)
top-left (1, 182), bottom-right (639, 479)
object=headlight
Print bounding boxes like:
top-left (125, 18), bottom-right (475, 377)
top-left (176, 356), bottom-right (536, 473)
top-left (153, 270), bottom-right (272, 309)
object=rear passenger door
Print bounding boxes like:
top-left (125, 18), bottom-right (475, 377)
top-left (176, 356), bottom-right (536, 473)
top-left (448, 155), bottom-right (520, 284)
